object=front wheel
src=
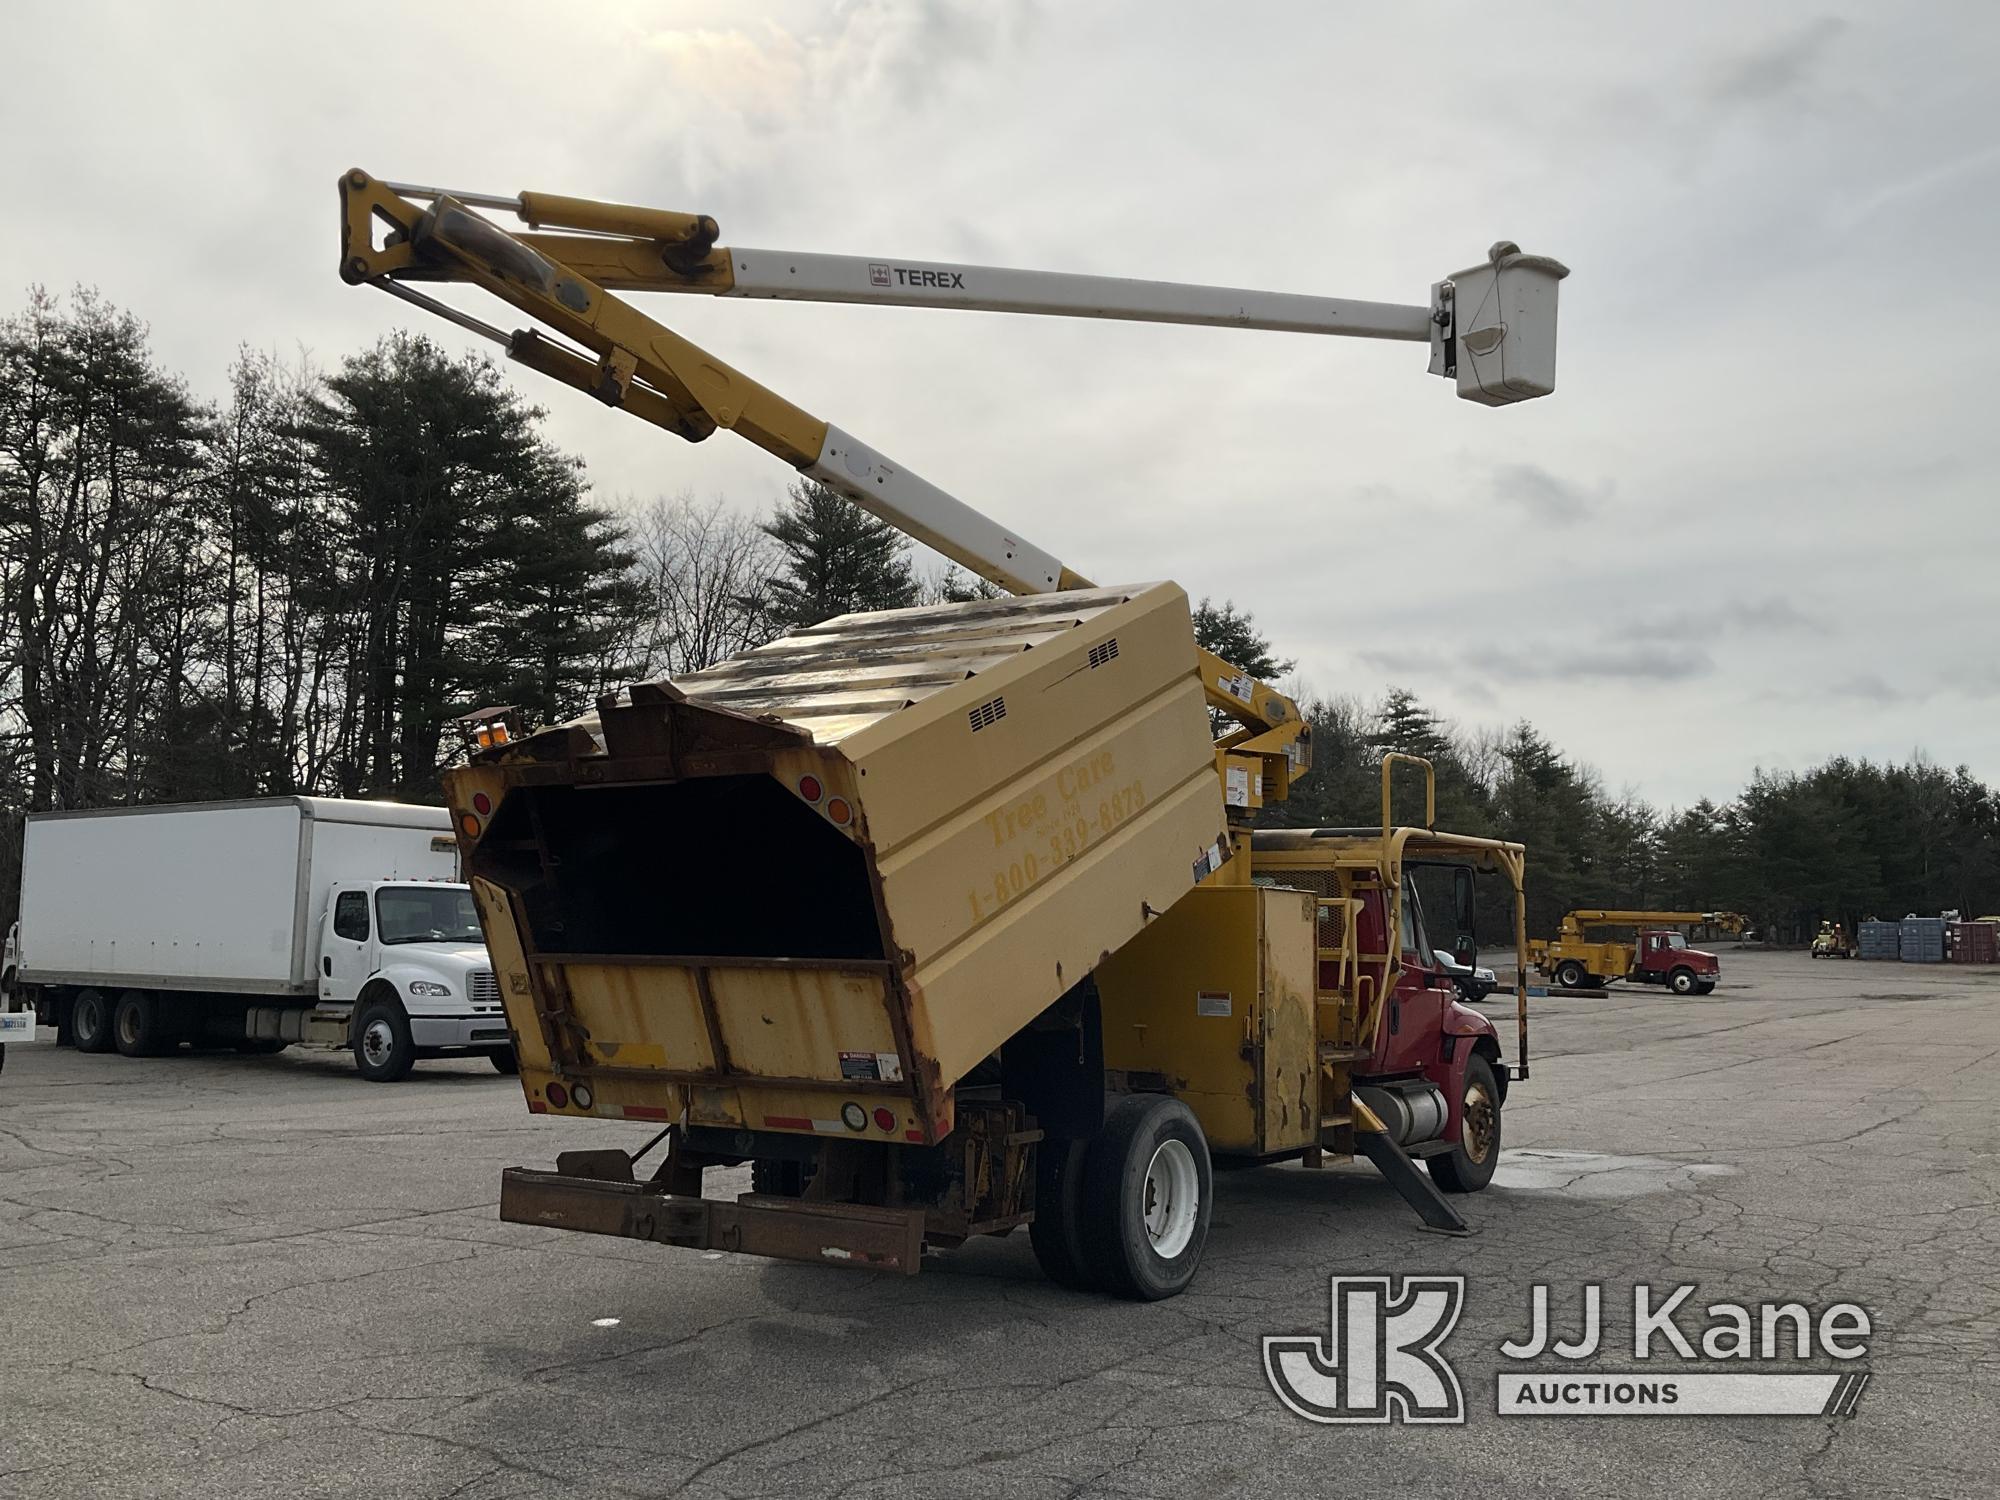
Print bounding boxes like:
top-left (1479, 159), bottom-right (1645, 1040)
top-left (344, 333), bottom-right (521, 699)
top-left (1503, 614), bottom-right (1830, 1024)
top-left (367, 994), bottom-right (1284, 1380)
top-left (488, 1045), bottom-right (518, 1075)
top-left (1693, 981), bottom-right (1717, 995)
top-left (1668, 967), bottom-right (1699, 996)
top-left (1429, 1053), bottom-right (1502, 1193)
top-left (353, 998), bottom-right (416, 1082)
top-left (71, 988), bottom-right (116, 1053)
top-left (1078, 1095), bottom-right (1213, 1301)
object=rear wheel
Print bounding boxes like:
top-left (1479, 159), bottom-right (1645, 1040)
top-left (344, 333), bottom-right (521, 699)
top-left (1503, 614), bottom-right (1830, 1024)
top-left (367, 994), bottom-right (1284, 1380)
top-left (1554, 960), bottom-right (1589, 991)
top-left (1668, 966), bottom-right (1699, 996)
top-left (353, 997), bottom-right (416, 1082)
top-left (1077, 1095), bottom-right (1212, 1301)
top-left (71, 988), bottom-right (115, 1053)
top-left (1028, 1137), bottom-right (1096, 1291)
top-left (113, 991), bottom-right (163, 1057)
top-left (1429, 1053), bottom-right (1502, 1193)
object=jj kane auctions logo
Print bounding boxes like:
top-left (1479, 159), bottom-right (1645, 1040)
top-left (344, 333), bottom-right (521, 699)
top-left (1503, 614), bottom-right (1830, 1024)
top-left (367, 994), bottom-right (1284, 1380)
top-left (1264, 1277), bottom-right (1872, 1422)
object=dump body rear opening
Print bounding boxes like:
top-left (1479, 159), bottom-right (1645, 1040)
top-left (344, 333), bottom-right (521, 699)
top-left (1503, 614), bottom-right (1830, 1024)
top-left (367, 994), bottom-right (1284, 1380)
top-left (473, 778), bottom-right (886, 962)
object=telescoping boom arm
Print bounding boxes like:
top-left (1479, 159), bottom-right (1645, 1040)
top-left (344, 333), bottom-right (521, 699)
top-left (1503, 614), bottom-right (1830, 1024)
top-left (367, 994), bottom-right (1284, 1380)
top-left (1562, 911), bottom-right (1750, 935)
top-left (337, 172), bottom-right (1567, 808)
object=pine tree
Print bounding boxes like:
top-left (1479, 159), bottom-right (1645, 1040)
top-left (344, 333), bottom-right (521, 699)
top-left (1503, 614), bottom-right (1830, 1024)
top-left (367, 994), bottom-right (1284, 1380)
top-left (1192, 598), bottom-right (1291, 679)
top-left (761, 480), bottom-right (918, 631)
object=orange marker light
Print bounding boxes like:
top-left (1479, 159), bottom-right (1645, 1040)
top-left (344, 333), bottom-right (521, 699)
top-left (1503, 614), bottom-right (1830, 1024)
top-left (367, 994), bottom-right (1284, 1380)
top-left (825, 797), bottom-right (852, 826)
top-left (458, 813), bottom-right (482, 838)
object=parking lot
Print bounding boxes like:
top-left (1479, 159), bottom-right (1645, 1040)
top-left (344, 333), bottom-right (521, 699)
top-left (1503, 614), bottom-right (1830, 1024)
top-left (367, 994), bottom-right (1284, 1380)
top-left (3, 950), bottom-right (1995, 1499)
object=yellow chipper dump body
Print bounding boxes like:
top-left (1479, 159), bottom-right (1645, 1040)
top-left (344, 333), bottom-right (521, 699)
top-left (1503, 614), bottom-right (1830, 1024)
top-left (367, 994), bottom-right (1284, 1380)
top-left (450, 584), bottom-right (1240, 1275)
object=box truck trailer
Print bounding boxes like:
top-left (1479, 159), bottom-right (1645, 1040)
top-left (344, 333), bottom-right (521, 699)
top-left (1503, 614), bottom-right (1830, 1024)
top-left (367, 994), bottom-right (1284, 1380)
top-left (14, 798), bottom-right (512, 1081)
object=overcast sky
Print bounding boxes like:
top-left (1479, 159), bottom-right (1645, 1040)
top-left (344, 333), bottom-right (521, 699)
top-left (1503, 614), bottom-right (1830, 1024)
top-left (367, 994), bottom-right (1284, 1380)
top-left (5, 2), bottom-right (1995, 808)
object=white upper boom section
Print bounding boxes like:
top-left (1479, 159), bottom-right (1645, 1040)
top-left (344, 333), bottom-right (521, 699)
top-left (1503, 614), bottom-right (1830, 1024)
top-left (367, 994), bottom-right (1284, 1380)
top-left (723, 249), bottom-right (1435, 342)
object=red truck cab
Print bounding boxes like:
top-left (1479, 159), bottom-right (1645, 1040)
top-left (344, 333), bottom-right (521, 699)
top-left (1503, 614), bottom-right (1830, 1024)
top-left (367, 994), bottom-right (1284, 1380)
top-left (1636, 930), bottom-right (1720, 994)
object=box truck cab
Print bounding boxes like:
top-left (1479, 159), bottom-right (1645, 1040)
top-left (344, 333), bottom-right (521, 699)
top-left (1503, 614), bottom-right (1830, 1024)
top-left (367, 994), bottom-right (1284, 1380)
top-left (317, 879), bottom-right (510, 1080)
top-left (16, 798), bottom-right (512, 1081)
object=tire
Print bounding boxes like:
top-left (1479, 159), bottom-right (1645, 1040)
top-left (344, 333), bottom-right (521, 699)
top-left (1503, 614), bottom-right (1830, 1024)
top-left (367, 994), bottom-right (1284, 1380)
top-left (1554, 960), bottom-right (1589, 991)
top-left (489, 1045), bottom-right (519, 1075)
top-left (1668, 967), bottom-right (1699, 996)
top-left (113, 991), bottom-right (163, 1057)
top-left (1429, 1053), bottom-right (1502, 1193)
top-left (1693, 981), bottom-right (1717, 995)
top-left (71, 988), bottom-right (115, 1053)
top-left (352, 997), bottom-right (416, 1082)
top-left (751, 1158), bottom-right (809, 1197)
top-left (1028, 1137), bottom-right (1097, 1291)
top-left (1077, 1095), bottom-right (1213, 1301)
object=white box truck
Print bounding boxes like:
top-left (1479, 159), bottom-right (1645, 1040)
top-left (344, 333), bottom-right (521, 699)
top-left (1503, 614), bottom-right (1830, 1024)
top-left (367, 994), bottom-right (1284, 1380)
top-left (13, 798), bottom-right (514, 1081)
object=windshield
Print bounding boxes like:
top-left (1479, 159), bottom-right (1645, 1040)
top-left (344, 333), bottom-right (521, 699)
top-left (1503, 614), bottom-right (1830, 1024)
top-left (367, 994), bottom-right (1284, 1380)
top-left (1662, 932), bottom-right (1687, 950)
top-left (375, 886), bottom-right (483, 946)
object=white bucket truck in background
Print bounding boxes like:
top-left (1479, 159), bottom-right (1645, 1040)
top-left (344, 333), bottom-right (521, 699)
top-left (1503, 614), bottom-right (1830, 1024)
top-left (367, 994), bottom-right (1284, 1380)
top-left (12, 798), bottom-right (512, 1081)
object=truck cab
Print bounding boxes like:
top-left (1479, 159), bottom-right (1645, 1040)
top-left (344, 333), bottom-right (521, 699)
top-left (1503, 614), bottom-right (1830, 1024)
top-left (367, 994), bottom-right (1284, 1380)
top-left (1634, 930), bottom-right (1721, 991)
top-left (314, 881), bottom-right (511, 1081)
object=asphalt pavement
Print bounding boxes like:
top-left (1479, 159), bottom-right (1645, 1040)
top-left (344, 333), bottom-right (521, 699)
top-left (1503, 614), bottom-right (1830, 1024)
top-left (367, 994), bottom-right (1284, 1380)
top-left (2, 950), bottom-right (1994, 1498)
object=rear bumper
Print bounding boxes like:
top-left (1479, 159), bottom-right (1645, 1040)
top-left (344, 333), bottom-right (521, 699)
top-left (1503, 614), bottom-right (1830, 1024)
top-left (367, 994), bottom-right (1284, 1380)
top-left (498, 1167), bottom-right (924, 1275)
top-left (410, 1014), bottom-right (511, 1047)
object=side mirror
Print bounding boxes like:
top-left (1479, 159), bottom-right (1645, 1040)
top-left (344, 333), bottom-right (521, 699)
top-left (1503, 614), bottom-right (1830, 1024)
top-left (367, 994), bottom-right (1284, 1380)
top-left (1451, 866), bottom-right (1477, 967)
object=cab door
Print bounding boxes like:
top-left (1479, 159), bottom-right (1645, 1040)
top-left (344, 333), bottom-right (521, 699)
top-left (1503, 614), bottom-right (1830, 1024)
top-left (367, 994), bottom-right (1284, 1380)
top-left (319, 887), bottom-right (374, 1006)
top-left (1377, 875), bottom-right (1452, 1073)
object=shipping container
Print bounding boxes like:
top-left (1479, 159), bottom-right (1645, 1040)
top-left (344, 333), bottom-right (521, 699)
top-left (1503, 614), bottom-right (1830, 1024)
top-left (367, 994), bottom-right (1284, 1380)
top-left (1899, 917), bottom-right (1946, 964)
top-left (1857, 920), bottom-right (1900, 960)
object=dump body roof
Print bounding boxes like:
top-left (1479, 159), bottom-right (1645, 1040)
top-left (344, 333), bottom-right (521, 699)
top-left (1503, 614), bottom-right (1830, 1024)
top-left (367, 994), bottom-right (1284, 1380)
top-left (666, 586), bottom-right (1152, 743)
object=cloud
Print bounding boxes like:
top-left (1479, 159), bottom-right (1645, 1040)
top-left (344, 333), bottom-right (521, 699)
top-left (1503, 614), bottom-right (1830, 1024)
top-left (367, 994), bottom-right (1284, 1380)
top-left (1491, 463), bottom-right (1609, 523)
top-left (1360, 642), bottom-right (1714, 684)
top-left (1467, 644), bottom-right (1715, 684)
top-left (1608, 597), bottom-right (1817, 643)
top-left (1703, 17), bottom-right (1846, 107)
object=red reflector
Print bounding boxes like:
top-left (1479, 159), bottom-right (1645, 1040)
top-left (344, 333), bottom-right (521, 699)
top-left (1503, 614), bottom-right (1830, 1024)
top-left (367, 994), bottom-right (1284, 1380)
top-left (622, 1104), bottom-right (673, 1120)
top-left (904, 1129), bottom-right (925, 1143)
top-left (763, 1115), bottom-right (814, 1131)
top-left (546, 1081), bottom-right (569, 1108)
top-left (526, 1100), bottom-right (548, 1114)
top-left (825, 797), bottom-right (852, 825)
top-left (472, 791), bottom-right (492, 816)
top-left (798, 774), bottom-right (823, 803)
top-left (873, 1107), bottom-right (896, 1132)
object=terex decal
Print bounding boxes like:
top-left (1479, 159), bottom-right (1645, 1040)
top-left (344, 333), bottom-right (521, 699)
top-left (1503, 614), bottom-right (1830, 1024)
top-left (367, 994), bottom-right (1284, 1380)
top-left (871, 265), bottom-right (967, 290)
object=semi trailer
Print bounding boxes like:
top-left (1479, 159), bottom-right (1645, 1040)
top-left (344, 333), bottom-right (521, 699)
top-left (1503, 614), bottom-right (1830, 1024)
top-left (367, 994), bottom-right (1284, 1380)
top-left (15, 798), bottom-right (511, 1080)
top-left (340, 174), bottom-right (1564, 1294)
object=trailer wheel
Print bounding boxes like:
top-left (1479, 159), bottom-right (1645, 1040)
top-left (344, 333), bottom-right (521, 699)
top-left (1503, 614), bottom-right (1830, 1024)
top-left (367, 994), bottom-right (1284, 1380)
top-left (1668, 966), bottom-right (1699, 996)
top-left (353, 997), bottom-right (416, 1082)
top-left (1429, 1054), bottom-right (1501, 1194)
top-left (488, 1045), bottom-right (518, 1075)
top-left (1028, 1137), bottom-right (1097, 1291)
top-left (113, 991), bottom-right (164, 1057)
top-left (1554, 960), bottom-right (1589, 991)
top-left (1078, 1095), bottom-right (1212, 1301)
top-left (72, 988), bottom-right (115, 1053)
